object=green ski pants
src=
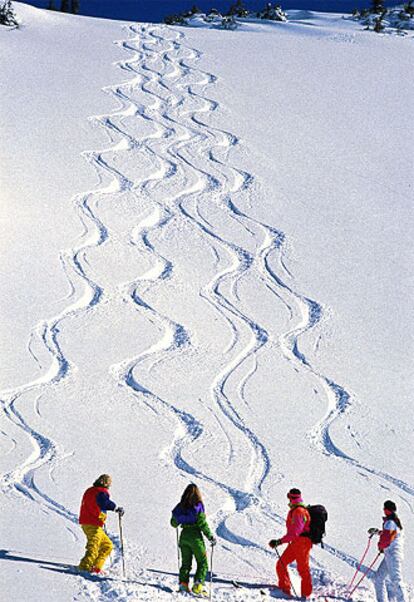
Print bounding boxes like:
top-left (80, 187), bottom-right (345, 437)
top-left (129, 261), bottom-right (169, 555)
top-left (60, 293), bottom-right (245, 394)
top-left (179, 538), bottom-right (208, 585)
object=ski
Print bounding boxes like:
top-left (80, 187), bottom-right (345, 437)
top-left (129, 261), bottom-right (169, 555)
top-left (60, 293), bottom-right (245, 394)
top-left (59, 565), bottom-right (121, 582)
top-left (231, 580), bottom-right (292, 598)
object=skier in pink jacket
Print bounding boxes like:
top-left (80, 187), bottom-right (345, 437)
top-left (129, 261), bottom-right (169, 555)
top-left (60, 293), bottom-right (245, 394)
top-left (269, 488), bottom-right (313, 598)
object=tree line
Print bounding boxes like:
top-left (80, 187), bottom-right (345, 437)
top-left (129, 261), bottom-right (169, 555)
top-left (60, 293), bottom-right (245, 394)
top-left (352, 0), bottom-right (414, 32)
top-left (47, 0), bottom-right (80, 14)
top-left (164, 1), bottom-right (287, 27)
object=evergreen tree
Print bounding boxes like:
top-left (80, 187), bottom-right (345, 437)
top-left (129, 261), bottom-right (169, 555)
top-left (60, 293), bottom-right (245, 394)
top-left (71, 0), bottom-right (80, 13)
top-left (228, 0), bottom-right (249, 17)
top-left (373, 9), bottom-right (386, 30)
top-left (257, 2), bottom-right (287, 21)
top-left (0, 0), bottom-right (18, 27)
top-left (47, 0), bottom-right (56, 9)
top-left (404, 0), bottom-right (414, 16)
top-left (164, 12), bottom-right (186, 24)
top-left (181, 5), bottom-right (201, 17)
top-left (221, 14), bottom-right (238, 28)
top-left (60, 0), bottom-right (69, 12)
top-left (371, 0), bottom-right (384, 14)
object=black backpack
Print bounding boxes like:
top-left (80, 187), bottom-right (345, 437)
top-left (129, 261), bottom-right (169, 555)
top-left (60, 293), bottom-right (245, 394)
top-left (305, 504), bottom-right (328, 546)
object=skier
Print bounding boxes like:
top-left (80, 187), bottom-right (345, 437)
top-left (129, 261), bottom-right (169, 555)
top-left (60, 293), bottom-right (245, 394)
top-left (170, 483), bottom-right (216, 597)
top-left (78, 474), bottom-right (124, 574)
top-left (269, 488), bottom-right (312, 599)
top-left (369, 500), bottom-right (407, 602)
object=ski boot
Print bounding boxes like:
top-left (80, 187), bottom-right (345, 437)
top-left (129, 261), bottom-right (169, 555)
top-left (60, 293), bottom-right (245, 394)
top-left (192, 582), bottom-right (209, 597)
top-left (91, 567), bottom-right (107, 576)
top-left (179, 582), bottom-right (190, 593)
top-left (272, 586), bottom-right (292, 598)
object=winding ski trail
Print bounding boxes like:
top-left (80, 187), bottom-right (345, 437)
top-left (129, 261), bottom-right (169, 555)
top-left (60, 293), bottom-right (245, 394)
top-left (1, 18), bottom-right (413, 602)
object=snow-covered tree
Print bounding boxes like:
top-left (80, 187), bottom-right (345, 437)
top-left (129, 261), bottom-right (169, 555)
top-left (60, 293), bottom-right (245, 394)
top-left (352, 0), bottom-right (414, 33)
top-left (182, 4), bottom-right (201, 17)
top-left (373, 10), bottom-right (386, 31)
top-left (0, 0), bottom-right (18, 27)
top-left (204, 8), bottom-right (222, 23)
top-left (71, 0), bottom-right (80, 14)
top-left (164, 13), bottom-right (187, 24)
top-left (60, 0), bottom-right (69, 12)
top-left (47, 0), bottom-right (56, 9)
top-left (220, 14), bottom-right (238, 28)
top-left (257, 3), bottom-right (287, 21)
top-left (202, 8), bottom-right (221, 22)
top-left (227, 0), bottom-right (249, 18)
top-left (403, 0), bottom-right (414, 16)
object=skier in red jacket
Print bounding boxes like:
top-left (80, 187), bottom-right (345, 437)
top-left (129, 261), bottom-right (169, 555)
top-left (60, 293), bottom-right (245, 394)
top-left (269, 488), bottom-right (313, 598)
top-left (78, 474), bottom-right (124, 574)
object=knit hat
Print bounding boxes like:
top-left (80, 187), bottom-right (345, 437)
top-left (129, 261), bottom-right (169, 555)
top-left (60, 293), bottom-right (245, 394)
top-left (287, 488), bottom-right (303, 504)
top-left (93, 474), bottom-right (112, 488)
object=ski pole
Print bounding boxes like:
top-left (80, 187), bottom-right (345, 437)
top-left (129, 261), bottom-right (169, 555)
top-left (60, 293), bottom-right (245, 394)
top-left (345, 535), bottom-right (373, 594)
top-left (176, 528), bottom-right (180, 577)
top-left (209, 543), bottom-right (214, 602)
top-left (275, 547), bottom-right (298, 598)
top-left (118, 513), bottom-right (126, 579)
top-left (347, 552), bottom-right (381, 599)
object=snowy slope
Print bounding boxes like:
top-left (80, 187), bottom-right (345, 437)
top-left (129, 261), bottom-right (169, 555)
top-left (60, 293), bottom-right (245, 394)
top-left (0, 4), bottom-right (413, 601)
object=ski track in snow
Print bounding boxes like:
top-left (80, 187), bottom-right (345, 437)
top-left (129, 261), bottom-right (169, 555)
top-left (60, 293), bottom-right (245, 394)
top-left (1, 22), bottom-right (413, 601)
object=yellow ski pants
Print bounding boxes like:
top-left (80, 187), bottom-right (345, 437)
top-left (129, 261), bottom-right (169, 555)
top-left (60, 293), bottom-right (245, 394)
top-left (78, 524), bottom-right (113, 571)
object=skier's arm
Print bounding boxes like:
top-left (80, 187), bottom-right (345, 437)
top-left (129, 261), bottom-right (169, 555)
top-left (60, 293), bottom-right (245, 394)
top-left (171, 516), bottom-right (179, 528)
top-left (378, 528), bottom-right (397, 551)
top-left (280, 508), bottom-right (308, 544)
top-left (196, 511), bottom-right (214, 540)
top-left (96, 491), bottom-right (116, 512)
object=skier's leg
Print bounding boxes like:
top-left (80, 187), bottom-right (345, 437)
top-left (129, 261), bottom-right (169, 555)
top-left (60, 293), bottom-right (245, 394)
top-left (386, 550), bottom-right (407, 602)
top-left (179, 543), bottom-right (193, 586)
top-left (386, 579), bottom-right (396, 602)
top-left (276, 541), bottom-right (297, 595)
top-left (193, 538), bottom-right (208, 584)
top-left (295, 538), bottom-right (313, 598)
top-left (79, 525), bottom-right (103, 571)
top-left (94, 530), bottom-right (113, 570)
top-left (374, 556), bottom-right (389, 602)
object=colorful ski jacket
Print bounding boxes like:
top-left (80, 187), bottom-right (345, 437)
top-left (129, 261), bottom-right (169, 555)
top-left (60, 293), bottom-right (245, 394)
top-left (79, 486), bottom-right (116, 527)
top-left (378, 518), bottom-right (402, 554)
top-left (280, 503), bottom-right (311, 544)
top-left (171, 502), bottom-right (213, 542)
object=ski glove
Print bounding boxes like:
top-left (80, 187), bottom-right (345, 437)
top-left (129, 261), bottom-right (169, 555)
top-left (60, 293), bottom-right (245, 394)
top-left (269, 539), bottom-right (283, 548)
top-left (209, 537), bottom-right (217, 546)
top-left (116, 507), bottom-right (125, 517)
top-left (368, 527), bottom-right (380, 535)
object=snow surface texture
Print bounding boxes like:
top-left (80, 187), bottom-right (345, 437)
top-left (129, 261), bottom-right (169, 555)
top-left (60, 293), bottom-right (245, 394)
top-left (1, 4), bottom-right (413, 601)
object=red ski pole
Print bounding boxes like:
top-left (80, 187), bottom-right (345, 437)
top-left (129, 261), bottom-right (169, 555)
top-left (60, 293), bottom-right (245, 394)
top-left (345, 535), bottom-right (374, 594)
top-left (347, 552), bottom-right (381, 599)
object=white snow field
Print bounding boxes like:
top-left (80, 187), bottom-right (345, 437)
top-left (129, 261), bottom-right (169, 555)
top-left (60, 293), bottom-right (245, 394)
top-left (1, 3), bottom-right (413, 601)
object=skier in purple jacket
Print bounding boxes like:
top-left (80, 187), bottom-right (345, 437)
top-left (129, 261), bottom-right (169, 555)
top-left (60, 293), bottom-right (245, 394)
top-left (171, 483), bottom-right (216, 596)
